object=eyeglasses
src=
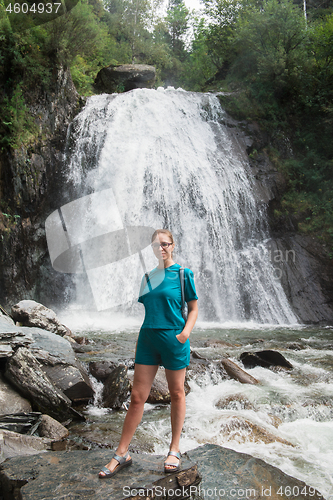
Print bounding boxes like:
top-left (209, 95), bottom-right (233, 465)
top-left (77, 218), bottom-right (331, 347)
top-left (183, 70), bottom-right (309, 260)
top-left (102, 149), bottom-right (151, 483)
top-left (151, 242), bottom-right (173, 249)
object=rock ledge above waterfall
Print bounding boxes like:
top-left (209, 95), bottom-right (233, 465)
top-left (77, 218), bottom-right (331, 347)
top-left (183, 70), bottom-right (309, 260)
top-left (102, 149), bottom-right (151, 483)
top-left (94, 64), bottom-right (156, 93)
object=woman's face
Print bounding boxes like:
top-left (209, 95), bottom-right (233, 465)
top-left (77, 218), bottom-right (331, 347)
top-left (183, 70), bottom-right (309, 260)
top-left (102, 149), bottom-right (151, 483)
top-left (152, 233), bottom-right (175, 263)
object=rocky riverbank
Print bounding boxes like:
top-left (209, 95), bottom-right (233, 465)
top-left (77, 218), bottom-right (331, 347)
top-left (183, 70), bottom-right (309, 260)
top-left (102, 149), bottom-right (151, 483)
top-left (0, 301), bottom-right (327, 499)
top-left (0, 444), bottom-right (325, 500)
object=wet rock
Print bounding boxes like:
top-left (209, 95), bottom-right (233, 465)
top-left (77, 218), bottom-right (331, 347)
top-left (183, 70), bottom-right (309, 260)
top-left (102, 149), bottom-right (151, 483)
top-left (0, 450), bottom-right (200, 500)
top-left (186, 355), bottom-right (211, 377)
top-left (204, 339), bottom-right (236, 348)
top-left (0, 412), bottom-right (42, 435)
top-left (38, 414), bottom-right (69, 441)
top-left (102, 365), bottom-right (130, 409)
top-left (240, 350), bottom-right (293, 370)
top-left (0, 429), bottom-right (52, 463)
top-left (11, 300), bottom-right (71, 337)
top-left (0, 373), bottom-right (32, 415)
top-left (267, 235), bottom-right (333, 324)
top-left (94, 64), bottom-right (156, 94)
top-left (268, 414), bottom-right (283, 428)
top-left (28, 327), bottom-right (94, 403)
top-left (217, 416), bottom-right (294, 446)
top-left (217, 358), bottom-right (260, 384)
top-left (215, 394), bottom-right (255, 411)
top-left (4, 347), bottom-right (73, 421)
top-left (287, 342), bottom-right (305, 350)
top-left (146, 370), bottom-right (171, 404)
top-left (89, 360), bottom-right (118, 381)
top-left (0, 444), bottom-right (324, 500)
top-left (191, 350), bottom-right (207, 360)
top-left (187, 444), bottom-right (324, 500)
top-left (0, 308), bottom-right (14, 326)
top-left (0, 321), bottom-right (33, 358)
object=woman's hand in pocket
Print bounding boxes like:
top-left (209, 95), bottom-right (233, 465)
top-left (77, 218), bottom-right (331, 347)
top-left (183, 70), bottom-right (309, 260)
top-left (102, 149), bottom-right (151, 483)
top-left (176, 331), bottom-right (189, 344)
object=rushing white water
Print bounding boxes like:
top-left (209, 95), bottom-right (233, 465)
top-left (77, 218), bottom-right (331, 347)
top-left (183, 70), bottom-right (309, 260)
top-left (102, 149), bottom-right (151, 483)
top-left (59, 314), bottom-right (333, 500)
top-left (63, 87), bottom-right (297, 324)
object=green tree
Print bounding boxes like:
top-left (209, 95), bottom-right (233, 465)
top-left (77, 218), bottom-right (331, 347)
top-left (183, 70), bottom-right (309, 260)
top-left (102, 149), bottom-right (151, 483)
top-left (166, 0), bottom-right (189, 60)
top-left (233, 0), bottom-right (309, 106)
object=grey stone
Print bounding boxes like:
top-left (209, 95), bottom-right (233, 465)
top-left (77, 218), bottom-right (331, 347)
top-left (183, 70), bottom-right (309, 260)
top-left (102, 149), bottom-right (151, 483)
top-left (94, 64), bottom-right (156, 93)
top-left (4, 347), bottom-right (73, 421)
top-left (186, 444), bottom-right (324, 500)
top-left (0, 374), bottom-right (32, 415)
top-left (146, 369), bottom-right (171, 404)
top-left (0, 320), bottom-right (33, 358)
top-left (102, 365), bottom-right (130, 409)
top-left (11, 300), bottom-right (71, 336)
top-left (89, 360), bottom-right (118, 381)
top-left (0, 429), bottom-right (52, 463)
top-left (38, 414), bottom-right (69, 441)
top-left (0, 309), bottom-right (14, 326)
top-left (0, 412), bottom-right (42, 435)
top-left (267, 235), bottom-right (333, 324)
top-left (0, 445), bottom-right (324, 500)
top-left (240, 350), bottom-right (293, 370)
top-left (28, 327), bottom-right (94, 403)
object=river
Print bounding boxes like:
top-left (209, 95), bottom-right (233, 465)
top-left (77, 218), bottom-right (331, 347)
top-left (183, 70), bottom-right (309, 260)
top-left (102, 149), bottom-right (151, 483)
top-left (59, 311), bottom-right (333, 500)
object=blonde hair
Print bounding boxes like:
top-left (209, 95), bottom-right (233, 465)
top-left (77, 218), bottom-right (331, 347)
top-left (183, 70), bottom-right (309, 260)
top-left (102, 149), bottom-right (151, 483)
top-left (151, 229), bottom-right (175, 244)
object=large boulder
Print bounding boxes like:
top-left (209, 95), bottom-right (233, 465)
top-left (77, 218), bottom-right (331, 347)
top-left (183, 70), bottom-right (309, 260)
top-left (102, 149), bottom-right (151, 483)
top-left (0, 374), bottom-right (32, 415)
top-left (146, 369), bottom-right (171, 404)
top-left (240, 350), bottom-right (293, 370)
top-left (11, 300), bottom-right (71, 337)
top-left (38, 414), bottom-right (69, 441)
top-left (94, 64), bottom-right (156, 94)
top-left (0, 444), bottom-right (324, 500)
top-left (0, 322), bottom-right (33, 358)
top-left (102, 365), bottom-right (130, 409)
top-left (28, 327), bottom-right (94, 403)
top-left (0, 308), bottom-right (14, 326)
top-left (89, 360), bottom-right (118, 381)
top-left (0, 429), bottom-right (52, 463)
top-left (4, 347), bottom-right (73, 421)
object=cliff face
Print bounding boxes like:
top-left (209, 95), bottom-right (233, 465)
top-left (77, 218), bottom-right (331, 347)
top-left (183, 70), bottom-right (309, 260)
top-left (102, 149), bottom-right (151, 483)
top-left (226, 116), bottom-right (333, 324)
top-left (0, 67), bottom-right (84, 309)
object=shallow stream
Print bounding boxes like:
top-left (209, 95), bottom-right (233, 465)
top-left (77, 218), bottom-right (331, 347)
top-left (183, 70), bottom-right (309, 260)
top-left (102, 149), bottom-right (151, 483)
top-left (59, 311), bottom-right (333, 500)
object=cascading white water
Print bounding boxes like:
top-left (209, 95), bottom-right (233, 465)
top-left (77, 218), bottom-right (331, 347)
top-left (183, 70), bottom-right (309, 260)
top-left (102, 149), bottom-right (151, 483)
top-left (63, 87), bottom-right (298, 324)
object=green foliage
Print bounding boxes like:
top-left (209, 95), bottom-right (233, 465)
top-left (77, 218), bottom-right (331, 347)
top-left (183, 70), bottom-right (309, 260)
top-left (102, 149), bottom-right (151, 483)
top-left (233, 0), bottom-right (309, 105)
top-left (180, 18), bottom-right (216, 90)
top-left (1, 84), bottom-right (38, 148)
top-left (166, 0), bottom-right (189, 60)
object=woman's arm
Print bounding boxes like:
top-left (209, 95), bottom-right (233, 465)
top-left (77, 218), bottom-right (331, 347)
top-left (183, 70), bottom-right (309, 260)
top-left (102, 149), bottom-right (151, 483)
top-left (176, 300), bottom-right (198, 343)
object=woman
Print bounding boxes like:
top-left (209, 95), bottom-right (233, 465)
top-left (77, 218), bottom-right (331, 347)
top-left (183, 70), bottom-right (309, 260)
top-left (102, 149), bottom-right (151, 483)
top-left (99, 229), bottom-right (198, 478)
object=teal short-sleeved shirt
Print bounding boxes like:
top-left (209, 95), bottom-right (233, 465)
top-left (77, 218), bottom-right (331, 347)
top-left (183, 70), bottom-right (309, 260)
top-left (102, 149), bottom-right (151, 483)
top-left (138, 263), bottom-right (198, 329)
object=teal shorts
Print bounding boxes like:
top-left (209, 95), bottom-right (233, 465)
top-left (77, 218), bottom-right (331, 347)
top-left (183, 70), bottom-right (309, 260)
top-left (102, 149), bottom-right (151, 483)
top-left (135, 327), bottom-right (190, 371)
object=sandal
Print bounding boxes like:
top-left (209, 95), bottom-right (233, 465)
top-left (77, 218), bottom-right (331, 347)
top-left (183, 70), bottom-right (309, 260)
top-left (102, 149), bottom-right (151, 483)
top-left (164, 451), bottom-right (181, 473)
top-left (99, 451), bottom-right (132, 478)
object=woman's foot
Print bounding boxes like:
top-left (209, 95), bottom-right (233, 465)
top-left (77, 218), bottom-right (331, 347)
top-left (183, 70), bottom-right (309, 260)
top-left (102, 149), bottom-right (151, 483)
top-left (99, 451), bottom-right (132, 478)
top-left (164, 450), bottom-right (181, 473)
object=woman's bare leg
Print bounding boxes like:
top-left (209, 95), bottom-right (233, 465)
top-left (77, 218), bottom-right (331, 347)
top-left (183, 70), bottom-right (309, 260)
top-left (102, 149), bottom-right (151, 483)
top-left (164, 367), bottom-right (186, 470)
top-left (99, 364), bottom-right (158, 475)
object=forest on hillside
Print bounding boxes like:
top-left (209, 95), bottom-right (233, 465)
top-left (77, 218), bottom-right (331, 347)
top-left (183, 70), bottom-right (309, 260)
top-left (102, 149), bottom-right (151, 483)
top-left (0, 0), bottom-right (333, 252)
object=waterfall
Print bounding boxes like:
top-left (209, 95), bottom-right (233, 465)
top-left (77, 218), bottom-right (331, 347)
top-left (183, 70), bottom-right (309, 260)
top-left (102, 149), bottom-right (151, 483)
top-left (55, 87), bottom-right (298, 324)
